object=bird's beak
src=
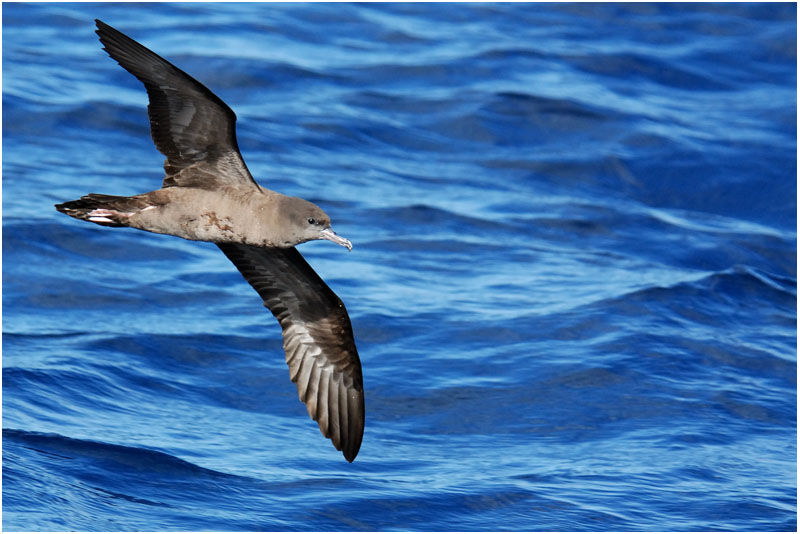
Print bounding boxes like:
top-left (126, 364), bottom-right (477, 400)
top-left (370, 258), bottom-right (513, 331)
top-left (319, 228), bottom-right (352, 251)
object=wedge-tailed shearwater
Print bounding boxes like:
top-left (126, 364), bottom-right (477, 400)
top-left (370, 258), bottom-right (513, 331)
top-left (55, 20), bottom-right (364, 462)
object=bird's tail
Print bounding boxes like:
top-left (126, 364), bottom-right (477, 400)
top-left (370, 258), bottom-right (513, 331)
top-left (55, 194), bottom-right (140, 227)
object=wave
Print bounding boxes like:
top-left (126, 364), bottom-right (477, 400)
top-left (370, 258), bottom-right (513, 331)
top-left (3, 428), bottom-right (236, 480)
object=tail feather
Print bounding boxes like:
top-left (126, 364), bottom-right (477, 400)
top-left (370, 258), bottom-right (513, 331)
top-left (55, 194), bottom-right (142, 227)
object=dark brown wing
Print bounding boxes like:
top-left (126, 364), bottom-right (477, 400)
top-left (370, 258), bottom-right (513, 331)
top-left (95, 20), bottom-right (258, 190)
top-left (217, 243), bottom-right (364, 462)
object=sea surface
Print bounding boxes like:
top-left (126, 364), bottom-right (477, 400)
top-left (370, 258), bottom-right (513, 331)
top-left (2, 2), bottom-right (796, 531)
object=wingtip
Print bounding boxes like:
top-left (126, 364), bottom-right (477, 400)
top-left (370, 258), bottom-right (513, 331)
top-left (342, 444), bottom-right (360, 463)
top-left (94, 19), bottom-right (110, 42)
top-left (341, 420), bottom-right (363, 463)
top-left (94, 19), bottom-right (123, 43)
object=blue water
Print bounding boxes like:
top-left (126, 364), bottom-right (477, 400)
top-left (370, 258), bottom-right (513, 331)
top-left (2, 2), bottom-right (796, 531)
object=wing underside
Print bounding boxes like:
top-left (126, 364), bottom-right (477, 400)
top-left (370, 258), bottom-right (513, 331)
top-left (217, 243), bottom-right (365, 462)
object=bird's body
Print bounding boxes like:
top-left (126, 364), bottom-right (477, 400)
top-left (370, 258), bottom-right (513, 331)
top-left (55, 20), bottom-right (364, 462)
top-left (59, 187), bottom-right (338, 248)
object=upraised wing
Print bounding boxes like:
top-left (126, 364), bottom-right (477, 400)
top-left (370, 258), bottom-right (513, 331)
top-left (95, 19), bottom-right (259, 190)
top-left (217, 243), bottom-right (365, 462)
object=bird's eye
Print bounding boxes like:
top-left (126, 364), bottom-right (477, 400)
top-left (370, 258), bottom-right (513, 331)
top-left (307, 217), bottom-right (316, 225)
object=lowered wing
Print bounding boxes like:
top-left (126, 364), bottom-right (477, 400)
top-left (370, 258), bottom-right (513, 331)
top-left (217, 243), bottom-right (365, 462)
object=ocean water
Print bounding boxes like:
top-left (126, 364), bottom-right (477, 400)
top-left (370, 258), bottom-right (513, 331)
top-left (2, 2), bottom-right (796, 531)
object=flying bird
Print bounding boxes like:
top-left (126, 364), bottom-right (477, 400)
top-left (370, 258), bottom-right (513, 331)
top-left (55, 20), bottom-right (364, 462)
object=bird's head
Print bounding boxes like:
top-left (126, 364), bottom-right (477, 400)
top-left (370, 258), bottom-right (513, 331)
top-left (279, 196), bottom-right (352, 250)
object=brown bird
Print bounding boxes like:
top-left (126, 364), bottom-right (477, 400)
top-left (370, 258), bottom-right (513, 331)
top-left (55, 20), bottom-right (364, 462)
